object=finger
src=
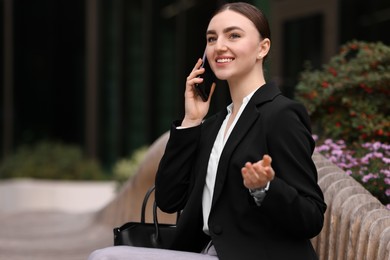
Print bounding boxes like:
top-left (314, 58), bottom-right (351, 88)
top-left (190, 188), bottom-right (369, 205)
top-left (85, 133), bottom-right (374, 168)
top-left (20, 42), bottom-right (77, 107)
top-left (243, 162), bottom-right (255, 174)
top-left (262, 154), bottom-right (272, 167)
top-left (241, 167), bottom-right (251, 184)
top-left (188, 76), bottom-right (203, 87)
top-left (192, 58), bottom-right (203, 72)
top-left (264, 166), bottom-right (275, 181)
top-left (251, 162), bottom-right (271, 182)
top-left (242, 168), bottom-right (256, 188)
top-left (188, 70), bottom-right (206, 86)
top-left (242, 163), bottom-right (256, 179)
top-left (241, 166), bottom-right (248, 176)
top-left (243, 164), bottom-right (261, 183)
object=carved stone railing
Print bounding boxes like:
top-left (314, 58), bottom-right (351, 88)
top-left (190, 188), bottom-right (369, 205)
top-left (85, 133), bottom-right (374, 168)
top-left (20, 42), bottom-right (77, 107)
top-left (311, 153), bottom-right (390, 260)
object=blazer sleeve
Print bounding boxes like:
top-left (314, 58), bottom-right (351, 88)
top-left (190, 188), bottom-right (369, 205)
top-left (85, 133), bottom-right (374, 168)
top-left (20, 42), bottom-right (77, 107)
top-left (155, 120), bottom-right (201, 213)
top-left (261, 99), bottom-right (327, 239)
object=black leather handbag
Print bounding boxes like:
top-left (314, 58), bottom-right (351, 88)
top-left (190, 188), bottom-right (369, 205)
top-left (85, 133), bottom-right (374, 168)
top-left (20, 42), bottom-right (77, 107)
top-left (113, 185), bottom-right (179, 249)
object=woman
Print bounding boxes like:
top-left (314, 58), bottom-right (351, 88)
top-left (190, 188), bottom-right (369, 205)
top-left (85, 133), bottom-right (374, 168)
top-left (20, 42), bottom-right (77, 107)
top-left (155, 2), bottom-right (326, 259)
top-left (89, 2), bottom-right (326, 260)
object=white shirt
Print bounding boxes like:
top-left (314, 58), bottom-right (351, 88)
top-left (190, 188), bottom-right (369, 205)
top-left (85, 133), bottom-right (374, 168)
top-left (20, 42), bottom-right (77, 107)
top-left (202, 88), bottom-right (259, 234)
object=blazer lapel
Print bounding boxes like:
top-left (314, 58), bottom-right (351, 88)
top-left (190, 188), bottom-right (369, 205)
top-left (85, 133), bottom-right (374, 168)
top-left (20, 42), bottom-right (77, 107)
top-left (192, 111), bottom-right (227, 195)
top-left (211, 83), bottom-right (282, 206)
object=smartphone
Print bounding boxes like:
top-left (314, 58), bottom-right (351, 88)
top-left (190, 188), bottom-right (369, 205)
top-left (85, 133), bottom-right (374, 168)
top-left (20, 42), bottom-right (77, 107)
top-left (195, 50), bottom-right (216, 102)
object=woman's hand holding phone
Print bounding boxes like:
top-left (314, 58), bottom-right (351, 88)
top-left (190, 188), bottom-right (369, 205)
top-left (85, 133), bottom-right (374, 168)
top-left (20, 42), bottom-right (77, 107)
top-left (195, 50), bottom-right (216, 102)
top-left (182, 58), bottom-right (216, 128)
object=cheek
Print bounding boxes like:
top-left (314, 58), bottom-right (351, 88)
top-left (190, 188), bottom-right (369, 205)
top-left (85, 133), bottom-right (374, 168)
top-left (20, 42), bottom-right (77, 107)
top-left (236, 42), bottom-right (259, 60)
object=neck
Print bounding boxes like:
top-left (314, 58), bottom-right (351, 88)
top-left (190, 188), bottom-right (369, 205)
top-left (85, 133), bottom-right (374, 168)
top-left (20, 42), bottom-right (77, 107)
top-left (228, 74), bottom-right (266, 114)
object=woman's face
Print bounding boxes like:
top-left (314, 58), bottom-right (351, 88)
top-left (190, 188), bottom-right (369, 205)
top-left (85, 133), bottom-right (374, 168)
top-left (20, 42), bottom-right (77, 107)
top-left (206, 10), bottom-right (263, 82)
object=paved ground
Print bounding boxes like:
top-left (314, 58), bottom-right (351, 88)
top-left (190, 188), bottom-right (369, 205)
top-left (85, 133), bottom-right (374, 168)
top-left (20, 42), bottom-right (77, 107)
top-left (0, 133), bottom-right (167, 260)
top-left (0, 210), bottom-right (113, 260)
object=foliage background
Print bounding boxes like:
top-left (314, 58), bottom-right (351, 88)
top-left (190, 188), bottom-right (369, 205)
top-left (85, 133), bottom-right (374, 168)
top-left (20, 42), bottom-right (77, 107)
top-left (0, 141), bottom-right (107, 180)
top-left (296, 40), bottom-right (390, 207)
top-left (296, 40), bottom-right (389, 143)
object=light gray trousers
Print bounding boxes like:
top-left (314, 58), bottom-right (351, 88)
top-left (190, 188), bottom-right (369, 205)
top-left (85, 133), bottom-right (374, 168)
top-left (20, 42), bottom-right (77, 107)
top-left (88, 242), bottom-right (218, 260)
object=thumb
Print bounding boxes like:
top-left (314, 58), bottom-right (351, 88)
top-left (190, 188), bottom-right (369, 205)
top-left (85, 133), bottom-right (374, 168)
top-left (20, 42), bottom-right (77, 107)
top-left (207, 82), bottom-right (217, 102)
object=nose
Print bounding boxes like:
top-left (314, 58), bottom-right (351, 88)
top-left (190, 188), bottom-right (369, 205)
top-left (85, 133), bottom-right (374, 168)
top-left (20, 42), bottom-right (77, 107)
top-left (215, 38), bottom-right (228, 52)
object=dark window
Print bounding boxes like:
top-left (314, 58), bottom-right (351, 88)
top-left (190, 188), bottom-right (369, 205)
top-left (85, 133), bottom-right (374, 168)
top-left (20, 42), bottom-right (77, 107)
top-left (282, 14), bottom-right (323, 98)
top-left (340, 0), bottom-right (390, 45)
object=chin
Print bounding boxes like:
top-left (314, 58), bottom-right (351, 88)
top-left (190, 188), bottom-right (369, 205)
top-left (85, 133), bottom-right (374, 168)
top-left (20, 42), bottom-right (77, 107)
top-left (214, 73), bottom-right (229, 81)
top-left (217, 76), bottom-right (228, 81)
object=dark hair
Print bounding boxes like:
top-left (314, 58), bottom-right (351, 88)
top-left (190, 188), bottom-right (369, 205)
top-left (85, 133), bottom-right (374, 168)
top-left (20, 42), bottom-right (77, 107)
top-left (213, 2), bottom-right (271, 41)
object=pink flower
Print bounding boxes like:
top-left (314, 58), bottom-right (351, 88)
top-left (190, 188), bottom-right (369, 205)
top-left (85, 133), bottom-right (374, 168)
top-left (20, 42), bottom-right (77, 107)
top-left (383, 158), bottom-right (390, 164)
top-left (362, 173), bottom-right (378, 183)
top-left (373, 142), bottom-right (382, 151)
top-left (382, 170), bottom-right (390, 177)
top-left (345, 170), bottom-right (353, 176)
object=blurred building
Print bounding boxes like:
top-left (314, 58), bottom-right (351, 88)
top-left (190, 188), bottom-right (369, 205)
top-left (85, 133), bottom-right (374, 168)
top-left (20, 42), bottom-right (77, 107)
top-left (1, 0), bottom-right (390, 168)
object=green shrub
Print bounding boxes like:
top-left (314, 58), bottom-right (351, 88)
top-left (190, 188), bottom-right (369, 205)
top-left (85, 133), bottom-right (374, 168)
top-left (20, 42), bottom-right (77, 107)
top-left (296, 40), bottom-right (390, 143)
top-left (0, 141), bottom-right (107, 180)
top-left (112, 146), bottom-right (149, 190)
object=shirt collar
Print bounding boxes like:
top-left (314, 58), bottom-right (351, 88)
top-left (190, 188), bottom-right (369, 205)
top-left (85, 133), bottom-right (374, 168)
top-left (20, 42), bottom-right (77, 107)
top-left (226, 87), bottom-right (260, 114)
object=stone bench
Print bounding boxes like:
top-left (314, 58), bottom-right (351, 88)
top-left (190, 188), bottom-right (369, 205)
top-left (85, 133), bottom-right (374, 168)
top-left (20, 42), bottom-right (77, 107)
top-left (95, 132), bottom-right (390, 259)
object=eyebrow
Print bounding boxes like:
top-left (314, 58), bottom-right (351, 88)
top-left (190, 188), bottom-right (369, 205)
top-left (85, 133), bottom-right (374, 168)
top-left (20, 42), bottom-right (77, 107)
top-left (206, 26), bottom-right (245, 35)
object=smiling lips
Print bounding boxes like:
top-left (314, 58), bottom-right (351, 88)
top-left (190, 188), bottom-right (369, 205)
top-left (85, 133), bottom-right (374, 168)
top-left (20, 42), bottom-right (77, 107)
top-left (216, 58), bottom-right (235, 63)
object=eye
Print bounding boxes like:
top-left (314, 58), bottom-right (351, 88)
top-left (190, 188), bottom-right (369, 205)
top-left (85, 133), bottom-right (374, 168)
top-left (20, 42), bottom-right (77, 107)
top-left (207, 36), bottom-right (217, 43)
top-left (229, 33), bottom-right (241, 39)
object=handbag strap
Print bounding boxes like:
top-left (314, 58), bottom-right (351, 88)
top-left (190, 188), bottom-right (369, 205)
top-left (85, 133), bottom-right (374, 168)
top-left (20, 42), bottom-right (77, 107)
top-left (141, 185), bottom-right (156, 223)
top-left (140, 185), bottom-right (181, 224)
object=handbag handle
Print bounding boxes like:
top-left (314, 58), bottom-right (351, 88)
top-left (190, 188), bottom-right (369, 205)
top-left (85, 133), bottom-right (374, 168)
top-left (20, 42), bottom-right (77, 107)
top-left (141, 185), bottom-right (181, 223)
top-left (140, 185), bottom-right (156, 223)
top-left (140, 185), bottom-right (180, 247)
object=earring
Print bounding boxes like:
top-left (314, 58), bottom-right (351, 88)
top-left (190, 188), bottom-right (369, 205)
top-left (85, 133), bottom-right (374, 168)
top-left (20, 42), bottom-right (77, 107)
top-left (258, 54), bottom-right (262, 59)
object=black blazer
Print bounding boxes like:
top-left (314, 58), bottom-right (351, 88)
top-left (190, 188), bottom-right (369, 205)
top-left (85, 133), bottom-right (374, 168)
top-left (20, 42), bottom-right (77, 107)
top-left (155, 83), bottom-right (327, 260)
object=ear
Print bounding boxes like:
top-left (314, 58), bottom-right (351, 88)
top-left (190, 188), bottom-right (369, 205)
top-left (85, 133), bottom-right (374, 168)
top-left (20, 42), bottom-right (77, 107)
top-left (257, 38), bottom-right (271, 60)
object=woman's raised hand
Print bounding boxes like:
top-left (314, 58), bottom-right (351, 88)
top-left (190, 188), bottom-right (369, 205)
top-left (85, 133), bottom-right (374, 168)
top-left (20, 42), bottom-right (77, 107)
top-left (241, 155), bottom-right (275, 190)
top-left (182, 58), bottom-right (216, 128)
